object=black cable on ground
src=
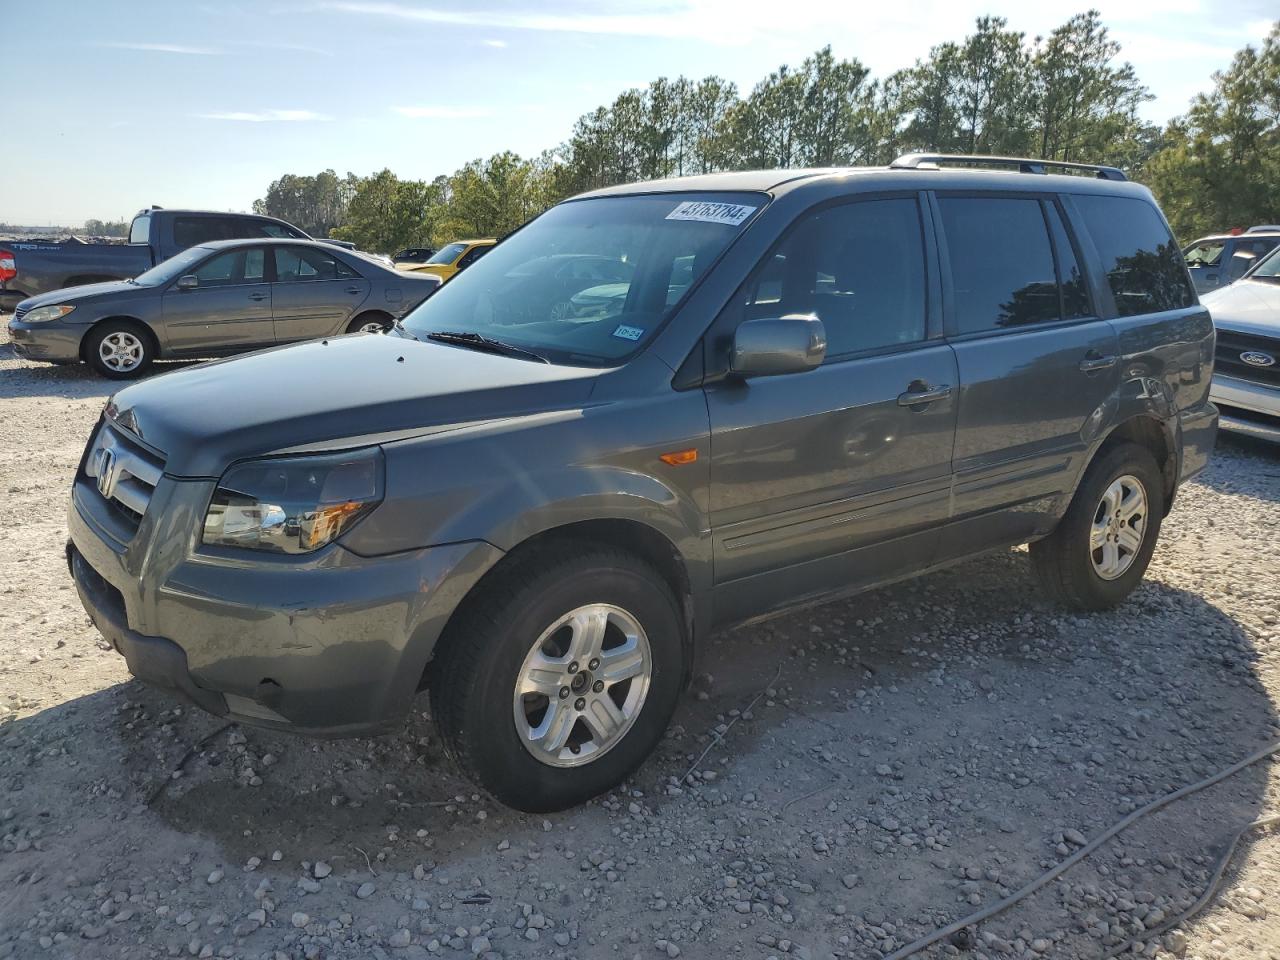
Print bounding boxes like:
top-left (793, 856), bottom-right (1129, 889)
top-left (883, 737), bottom-right (1280, 960)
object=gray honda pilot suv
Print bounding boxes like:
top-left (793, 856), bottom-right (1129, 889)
top-left (68, 155), bottom-right (1219, 811)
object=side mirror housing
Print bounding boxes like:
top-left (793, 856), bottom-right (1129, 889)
top-left (730, 314), bottom-right (826, 378)
top-left (176, 275), bottom-right (199, 291)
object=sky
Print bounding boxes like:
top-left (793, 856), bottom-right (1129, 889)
top-left (4, 0), bottom-right (1275, 225)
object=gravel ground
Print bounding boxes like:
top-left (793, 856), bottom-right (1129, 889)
top-left (2, 335), bottom-right (1279, 960)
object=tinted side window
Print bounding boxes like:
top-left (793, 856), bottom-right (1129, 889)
top-left (273, 246), bottom-right (349, 281)
top-left (173, 217), bottom-right (229, 249)
top-left (457, 245), bottom-right (490, 269)
top-left (193, 248), bottom-right (265, 287)
top-left (1074, 195), bottom-right (1194, 316)
top-left (1045, 203), bottom-right (1090, 320)
top-left (736, 197), bottom-right (927, 357)
top-left (939, 197), bottom-right (1058, 333)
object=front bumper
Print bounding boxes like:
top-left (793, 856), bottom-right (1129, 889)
top-left (68, 468), bottom-right (503, 737)
top-left (1211, 374), bottom-right (1280, 442)
top-left (7, 319), bottom-right (83, 361)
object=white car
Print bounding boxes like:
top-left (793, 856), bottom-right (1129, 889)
top-left (1202, 246), bottom-right (1280, 442)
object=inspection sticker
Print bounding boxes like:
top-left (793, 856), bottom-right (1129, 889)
top-left (612, 324), bottom-right (646, 341)
top-left (665, 200), bottom-right (757, 226)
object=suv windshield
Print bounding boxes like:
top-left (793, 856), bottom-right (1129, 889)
top-left (401, 192), bottom-right (764, 365)
top-left (133, 246), bottom-right (214, 286)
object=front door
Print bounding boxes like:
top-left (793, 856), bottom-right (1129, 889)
top-left (703, 195), bottom-right (958, 626)
top-left (270, 245), bottom-right (370, 342)
top-left (933, 193), bottom-right (1119, 558)
top-left (160, 246), bottom-right (273, 354)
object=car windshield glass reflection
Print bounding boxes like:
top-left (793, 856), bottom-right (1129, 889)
top-left (400, 193), bottom-right (764, 366)
top-left (133, 246), bottom-right (213, 286)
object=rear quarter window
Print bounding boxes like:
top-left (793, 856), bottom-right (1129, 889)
top-left (1073, 195), bottom-right (1194, 316)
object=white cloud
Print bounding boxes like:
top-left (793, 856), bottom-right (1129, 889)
top-left (97, 41), bottom-right (222, 55)
top-left (392, 105), bottom-right (492, 119)
top-left (195, 109), bottom-right (331, 122)
top-left (483, 38), bottom-right (507, 48)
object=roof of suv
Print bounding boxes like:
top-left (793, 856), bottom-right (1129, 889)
top-left (576, 164), bottom-right (1153, 202)
top-left (1191, 231), bottom-right (1280, 242)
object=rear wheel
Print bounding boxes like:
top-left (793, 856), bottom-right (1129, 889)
top-left (429, 544), bottom-right (684, 812)
top-left (1030, 441), bottom-right (1164, 611)
top-left (347, 312), bottom-right (391, 334)
top-left (85, 321), bottom-right (153, 379)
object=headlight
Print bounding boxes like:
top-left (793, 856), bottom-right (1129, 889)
top-left (22, 304), bottom-right (76, 323)
top-left (202, 449), bottom-right (383, 554)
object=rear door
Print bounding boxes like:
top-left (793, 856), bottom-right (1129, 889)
top-left (704, 194), bottom-right (958, 623)
top-left (932, 192), bottom-right (1119, 558)
top-left (160, 246), bottom-right (273, 354)
top-left (270, 245), bottom-right (370, 342)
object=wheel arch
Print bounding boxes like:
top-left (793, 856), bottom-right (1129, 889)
top-left (80, 316), bottom-right (159, 361)
top-left (1092, 414), bottom-right (1177, 515)
top-left (426, 516), bottom-right (702, 688)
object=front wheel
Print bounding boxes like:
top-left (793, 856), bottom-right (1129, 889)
top-left (429, 545), bottom-right (684, 812)
top-left (84, 321), bottom-right (154, 379)
top-left (347, 313), bottom-right (391, 334)
top-left (1030, 441), bottom-right (1165, 611)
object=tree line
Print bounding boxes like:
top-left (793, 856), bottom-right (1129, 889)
top-left (253, 11), bottom-right (1280, 253)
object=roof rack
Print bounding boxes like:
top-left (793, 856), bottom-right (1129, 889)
top-left (889, 153), bottom-right (1127, 182)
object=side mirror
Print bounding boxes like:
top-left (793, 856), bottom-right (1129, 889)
top-left (176, 275), bottom-right (199, 291)
top-left (1227, 251), bottom-right (1258, 282)
top-left (730, 314), bottom-right (826, 378)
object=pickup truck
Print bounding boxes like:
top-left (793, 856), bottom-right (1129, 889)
top-left (0, 207), bottom-right (314, 312)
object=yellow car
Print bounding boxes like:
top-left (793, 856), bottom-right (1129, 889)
top-left (406, 239), bottom-right (497, 282)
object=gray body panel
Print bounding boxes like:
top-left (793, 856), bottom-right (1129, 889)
top-left (65, 164), bottom-right (1218, 736)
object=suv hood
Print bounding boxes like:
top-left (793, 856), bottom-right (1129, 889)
top-left (1202, 280), bottom-right (1280, 337)
top-left (108, 333), bottom-right (601, 477)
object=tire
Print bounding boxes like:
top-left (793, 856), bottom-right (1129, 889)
top-left (1030, 441), bottom-right (1165, 611)
top-left (347, 312), bottom-right (391, 334)
top-left (429, 543), bottom-right (685, 812)
top-left (84, 321), bottom-right (154, 380)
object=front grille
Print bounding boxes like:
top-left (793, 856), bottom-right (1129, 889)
top-left (1215, 330), bottom-right (1280, 388)
top-left (83, 424), bottom-right (165, 530)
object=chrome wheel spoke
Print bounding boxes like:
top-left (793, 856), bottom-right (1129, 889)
top-left (1118, 487), bottom-right (1144, 522)
top-left (519, 651), bottom-right (565, 697)
top-left (530, 702), bottom-right (576, 754)
top-left (598, 641), bottom-right (644, 684)
top-left (1089, 521), bottom-right (1109, 551)
top-left (567, 608), bottom-right (609, 662)
top-left (1116, 525), bottom-right (1143, 554)
top-left (582, 694), bottom-right (625, 744)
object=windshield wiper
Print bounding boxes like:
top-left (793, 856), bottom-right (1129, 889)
top-left (426, 331), bottom-right (550, 363)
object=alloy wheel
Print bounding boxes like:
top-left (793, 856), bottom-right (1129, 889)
top-left (1090, 474), bottom-right (1148, 580)
top-left (512, 603), bottom-right (652, 768)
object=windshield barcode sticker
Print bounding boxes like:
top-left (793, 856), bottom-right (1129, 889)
top-left (665, 201), bottom-right (757, 226)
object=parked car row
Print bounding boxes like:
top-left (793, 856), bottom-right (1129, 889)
top-left (65, 154), bottom-right (1221, 811)
top-left (1202, 244), bottom-right (1280, 442)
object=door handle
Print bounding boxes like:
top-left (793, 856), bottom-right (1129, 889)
top-left (1078, 353), bottom-right (1117, 373)
top-left (248, 292), bottom-right (268, 301)
top-left (345, 286), bottom-right (361, 295)
top-left (896, 383), bottom-right (953, 407)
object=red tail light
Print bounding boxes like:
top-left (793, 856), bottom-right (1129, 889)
top-left (0, 249), bottom-right (15, 283)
